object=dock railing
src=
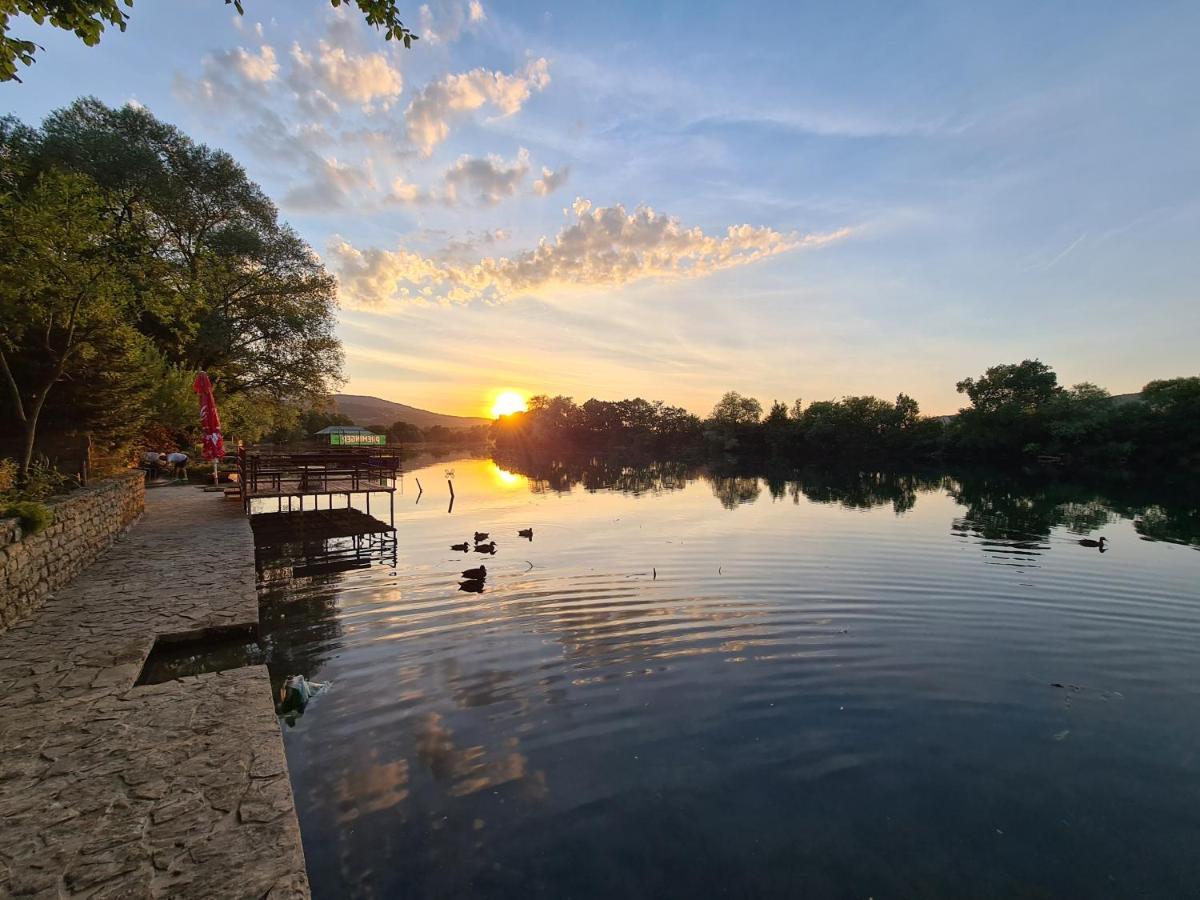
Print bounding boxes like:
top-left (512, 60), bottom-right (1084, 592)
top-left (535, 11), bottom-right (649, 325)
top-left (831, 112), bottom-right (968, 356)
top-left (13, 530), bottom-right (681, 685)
top-left (238, 446), bottom-right (402, 508)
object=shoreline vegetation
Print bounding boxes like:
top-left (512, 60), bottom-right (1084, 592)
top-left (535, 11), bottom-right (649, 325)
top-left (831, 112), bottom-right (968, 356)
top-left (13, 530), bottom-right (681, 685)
top-left (484, 450), bottom-right (1200, 547)
top-left (492, 361), bottom-right (1200, 473)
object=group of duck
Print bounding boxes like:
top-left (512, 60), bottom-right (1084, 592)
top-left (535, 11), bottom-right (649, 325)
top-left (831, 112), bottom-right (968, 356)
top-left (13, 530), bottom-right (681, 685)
top-left (455, 528), bottom-right (534, 591)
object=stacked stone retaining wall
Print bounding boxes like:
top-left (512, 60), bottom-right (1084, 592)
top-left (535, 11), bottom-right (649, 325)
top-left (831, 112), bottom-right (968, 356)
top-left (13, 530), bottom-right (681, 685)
top-left (0, 470), bottom-right (144, 633)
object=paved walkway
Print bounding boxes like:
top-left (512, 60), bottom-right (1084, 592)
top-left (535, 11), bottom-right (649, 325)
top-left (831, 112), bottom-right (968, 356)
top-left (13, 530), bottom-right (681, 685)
top-left (0, 485), bottom-right (309, 898)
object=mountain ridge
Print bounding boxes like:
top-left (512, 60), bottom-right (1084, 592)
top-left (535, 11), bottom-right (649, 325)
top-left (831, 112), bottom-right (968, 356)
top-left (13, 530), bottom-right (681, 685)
top-left (333, 394), bottom-right (491, 429)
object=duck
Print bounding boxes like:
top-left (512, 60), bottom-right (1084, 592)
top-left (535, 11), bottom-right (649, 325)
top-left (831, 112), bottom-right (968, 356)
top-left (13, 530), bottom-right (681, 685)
top-left (461, 564), bottom-right (487, 580)
top-left (474, 541), bottom-right (497, 554)
top-left (450, 542), bottom-right (470, 552)
top-left (518, 528), bottom-right (533, 539)
top-left (1078, 536), bottom-right (1108, 551)
top-left (474, 531), bottom-right (489, 542)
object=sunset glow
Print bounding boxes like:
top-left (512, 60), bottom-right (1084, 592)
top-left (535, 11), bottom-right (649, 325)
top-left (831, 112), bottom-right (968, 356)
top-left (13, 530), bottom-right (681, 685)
top-left (491, 391), bottom-right (528, 419)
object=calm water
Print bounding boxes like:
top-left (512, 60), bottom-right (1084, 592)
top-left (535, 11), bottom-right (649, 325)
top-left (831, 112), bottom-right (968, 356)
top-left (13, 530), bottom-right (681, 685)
top-left (256, 455), bottom-right (1200, 899)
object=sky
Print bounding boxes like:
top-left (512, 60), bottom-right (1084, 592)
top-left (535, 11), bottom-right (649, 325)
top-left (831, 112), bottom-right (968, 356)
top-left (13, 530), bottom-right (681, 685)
top-left (3, 0), bottom-right (1198, 418)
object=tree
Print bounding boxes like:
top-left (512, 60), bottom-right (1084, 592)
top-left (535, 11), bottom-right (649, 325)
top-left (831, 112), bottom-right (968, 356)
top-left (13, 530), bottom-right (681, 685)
top-left (1, 0), bottom-right (417, 83)
top-left (0, 170), bottom-right (133, 479)
top-left (956, 359), bottom-right (1060, 416)
top-left (31, 99), bottom-right (344, 404)
top-left (953, 359), bottom-right (1063, 457)
top-left (1, 100), bottom-right (344, 457)
top-left (762, 400), bottom-right (795, 453)
top-left (709, 392), bottom-right (762, 427)
top-left (389, 420), bottom-right (423, 443)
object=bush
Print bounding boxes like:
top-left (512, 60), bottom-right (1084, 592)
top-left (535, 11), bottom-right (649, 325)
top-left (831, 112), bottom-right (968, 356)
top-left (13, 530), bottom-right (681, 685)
top-left (2, 501), bottom-right (54, 535)
top-left (13, 460), bottom-right (77, 501)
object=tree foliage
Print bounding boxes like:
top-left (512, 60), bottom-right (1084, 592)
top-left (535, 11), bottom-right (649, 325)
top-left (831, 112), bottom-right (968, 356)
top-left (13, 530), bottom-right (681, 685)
top-left (1, 0), bottom-right (416, 83)
top-left (0, 99), bottom-right (343, 473)
top-left (0, 169), bottom-right (135, 477)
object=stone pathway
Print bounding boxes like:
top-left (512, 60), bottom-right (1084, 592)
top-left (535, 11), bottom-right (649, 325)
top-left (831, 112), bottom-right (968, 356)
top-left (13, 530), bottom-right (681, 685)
top-left (0, 485), bottom-right (309, 898)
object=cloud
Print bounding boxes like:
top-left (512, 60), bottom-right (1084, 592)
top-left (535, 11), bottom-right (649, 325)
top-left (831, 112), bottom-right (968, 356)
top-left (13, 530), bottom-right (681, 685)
top-left (290, 40), bottom-right (403, 109)
top-left (284, 157), bottom-right (376, 210)
top-left (418, 0), bottom-right (485, 44)
top-left (329, 198), bottom-right (848, 306)
top-left (405, 58), bottom-right (551, 155)
top-left (443, 148), bottom-right (530, 205)
top-left (232, 16), bottom-right (265, 38)
top-left (386, 176), bottom-right (431, 204)
top-left (223, 44), bottom-right (279, 83)
top-left (532, 164), bottom-right (570, 196)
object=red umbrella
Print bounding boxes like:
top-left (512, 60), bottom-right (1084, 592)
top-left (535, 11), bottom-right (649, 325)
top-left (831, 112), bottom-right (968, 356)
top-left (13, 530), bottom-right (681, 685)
top-left (193, 371), bottom-right (225, 481)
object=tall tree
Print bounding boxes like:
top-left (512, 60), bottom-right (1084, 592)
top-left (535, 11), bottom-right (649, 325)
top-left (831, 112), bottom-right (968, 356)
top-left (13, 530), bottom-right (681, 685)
top-left (0, 170), bottom-right (133, 479)
top-left (9, 98), bottom-right (344, 405)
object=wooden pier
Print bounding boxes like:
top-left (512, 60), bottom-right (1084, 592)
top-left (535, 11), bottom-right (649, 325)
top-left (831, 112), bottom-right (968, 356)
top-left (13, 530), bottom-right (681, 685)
top-left (237, 447), bottom-right (402, 575)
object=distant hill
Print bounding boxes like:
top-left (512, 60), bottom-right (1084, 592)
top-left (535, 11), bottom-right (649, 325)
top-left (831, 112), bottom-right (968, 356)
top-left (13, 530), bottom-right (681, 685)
top-left (333, 395), bottom-right (491, 430)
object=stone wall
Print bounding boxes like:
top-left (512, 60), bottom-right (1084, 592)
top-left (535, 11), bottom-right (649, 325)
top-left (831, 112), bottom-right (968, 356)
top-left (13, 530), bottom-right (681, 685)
top-left (0, 471), bottom-right (144, 634)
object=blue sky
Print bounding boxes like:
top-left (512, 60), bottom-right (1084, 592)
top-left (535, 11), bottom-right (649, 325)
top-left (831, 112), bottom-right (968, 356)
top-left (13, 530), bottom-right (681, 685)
top-left (3, 0), bottom-right (1198, 416)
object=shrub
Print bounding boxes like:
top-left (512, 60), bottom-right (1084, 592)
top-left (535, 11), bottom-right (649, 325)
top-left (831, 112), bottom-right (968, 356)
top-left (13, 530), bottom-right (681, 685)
top-left (0, 458), bottom-right (15, 493)
top-left (2, 501), bottom-right (54, 535)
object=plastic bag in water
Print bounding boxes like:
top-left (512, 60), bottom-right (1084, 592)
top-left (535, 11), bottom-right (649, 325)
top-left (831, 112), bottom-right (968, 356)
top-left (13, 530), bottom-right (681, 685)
top-left (277, 674), bottom-right (328, 721)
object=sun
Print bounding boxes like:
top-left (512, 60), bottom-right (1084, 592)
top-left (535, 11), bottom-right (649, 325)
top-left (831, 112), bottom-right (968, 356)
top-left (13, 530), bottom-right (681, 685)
top-left (491, 391), bottom-right (528, 418)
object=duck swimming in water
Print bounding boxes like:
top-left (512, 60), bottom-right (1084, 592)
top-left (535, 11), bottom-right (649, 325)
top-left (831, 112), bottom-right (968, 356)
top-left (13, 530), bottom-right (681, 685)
top-left (474, 531), bottom-right (489, 542)
top-left (474, 541), bottom-right (497, 554)
top-left (1078, 536), bottom-right (1108, 551)
top-left (450, 542), bottom-right (470, 552)
top-left (461, 564), bottom-right (487, 580)
top-left (518, 528), bottom-right (533, 539)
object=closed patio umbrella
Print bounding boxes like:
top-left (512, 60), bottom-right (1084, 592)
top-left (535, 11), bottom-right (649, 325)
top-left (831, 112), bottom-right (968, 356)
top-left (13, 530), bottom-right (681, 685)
top-left (193, 371), bottom-right (225, 484)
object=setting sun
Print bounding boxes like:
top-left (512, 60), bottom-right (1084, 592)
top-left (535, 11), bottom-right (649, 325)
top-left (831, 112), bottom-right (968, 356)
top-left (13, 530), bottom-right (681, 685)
top-left (491, 391), bottom-right (528, 418)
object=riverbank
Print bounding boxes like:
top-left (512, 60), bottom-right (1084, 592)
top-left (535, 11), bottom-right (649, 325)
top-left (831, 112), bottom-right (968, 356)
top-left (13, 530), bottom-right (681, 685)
top-left (0, 484), bottom-right (309, 897)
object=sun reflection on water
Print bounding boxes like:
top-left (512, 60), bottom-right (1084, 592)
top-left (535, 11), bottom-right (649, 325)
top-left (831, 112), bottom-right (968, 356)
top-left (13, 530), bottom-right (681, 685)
top-left (488, 462), bottom-right (526, 489)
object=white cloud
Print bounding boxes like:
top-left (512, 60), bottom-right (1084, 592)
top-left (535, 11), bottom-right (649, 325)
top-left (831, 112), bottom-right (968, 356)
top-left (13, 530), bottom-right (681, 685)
top-left (284, 157), bottom-right (376, 210)
top-left (330, 199), bottom-right (848, 306)
top-left (222, 44), bottom-right (274, 84)
top-left (418, 0), bottom-right (485, 44)
top-left (532, 164), bottom-right (570, 196)
top-left (173, 44), bottom-right (279, 110)
top-left (443, 148), bottom-right (530, 205)
top-left (231, 16), bottom-right (264, 38)
top-left (290, 40), bottom-right (403, 109)
top-left (387, 176), bottom-right (429, 204)
top-left (405, 58), bottom-right (551, 156)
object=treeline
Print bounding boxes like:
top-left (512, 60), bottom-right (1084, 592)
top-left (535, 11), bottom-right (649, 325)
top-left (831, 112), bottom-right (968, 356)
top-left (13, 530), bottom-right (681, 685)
top-left (372, 420), bottom-right (489, 446)
top-left (491, 451), bottom-right (1200, 547)
top-left (492, 360), bottom-right (1200, 470)
top-left (260, 411), bottom-right (488, 447)
top-left (0, 99), bottom-right (343, 481)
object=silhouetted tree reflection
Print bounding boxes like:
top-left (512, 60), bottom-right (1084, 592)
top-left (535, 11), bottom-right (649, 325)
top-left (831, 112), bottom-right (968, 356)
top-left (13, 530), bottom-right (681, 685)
top-left (493, 452), bottom-right (700, 496)
top-left (1132, 505), bottom-right (1200, 549)
top-left (793, 469), bottom-right (944, 514)
top-left (946, 468), bottom-right (1200, 551)
top-left (492, 449), bottom-right (1200, 550)
top-left (710, 476), bottom-right (762, 510)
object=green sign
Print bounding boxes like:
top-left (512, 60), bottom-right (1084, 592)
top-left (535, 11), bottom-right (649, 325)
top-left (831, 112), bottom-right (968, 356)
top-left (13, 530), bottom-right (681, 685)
top-left (330, 432), bottom-right (386, 446)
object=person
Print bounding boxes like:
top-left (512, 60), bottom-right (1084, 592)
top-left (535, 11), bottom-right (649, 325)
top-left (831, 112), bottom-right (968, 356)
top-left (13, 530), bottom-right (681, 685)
top-left (142, 450), bottom-right (167, 482)
top-left (167, 450), bottom-right (189, 481)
